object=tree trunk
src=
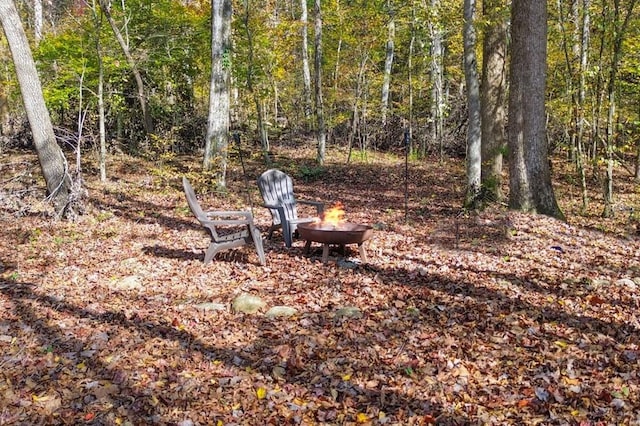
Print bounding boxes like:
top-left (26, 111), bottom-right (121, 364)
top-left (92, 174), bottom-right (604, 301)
top-left (98, 0), bottom-right (154, 137)
top-left (480, 0), bottom-right (507, 203)
top-left (463, 0), bottom-right (481, 208)
top-left (428, 0), bottom-right (445, 159)
top-left (204, 0), bottom-right (232, 189)
top-left (0, 0), bottom-right (72, 215)
top-left (314, 0), bottom-right (326, 165)
top-left (242, 0), bottom-right (269, 161)
top-left (575, 0), bottom-right (590, 211)
top-left (300, 0), bottom-right (313, 123)
top-left (347, 55), bottom-right (367, 164)
top-left (90, 0), bottom-right (107, 182)
top-left (508, 0), bottom-right (563, 219)
top-left (380, 0), bottom-right (395, 126)
top-left (34, 0), bottom-right (43, 45)
top-left (602, 0), bottom-right (637, 217)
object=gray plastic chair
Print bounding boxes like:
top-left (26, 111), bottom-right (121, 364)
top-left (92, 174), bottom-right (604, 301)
top-left (257, 169), bottom-right (324, 248)
top-left (183, 177), bottom-right (266, 265)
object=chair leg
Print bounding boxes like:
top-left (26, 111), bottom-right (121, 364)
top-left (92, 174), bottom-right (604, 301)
top-left (204, 243), bottom-right (219, 264)
top-left (282, 221), bottom-right (293, 248)
top-left (251, 227), bottom-right (266, 266)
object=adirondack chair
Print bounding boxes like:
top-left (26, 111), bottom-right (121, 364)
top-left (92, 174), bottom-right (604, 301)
top-left (182, 177), bottom-right (266, 265)
top-left (257, 169), bottom-right (324, 248)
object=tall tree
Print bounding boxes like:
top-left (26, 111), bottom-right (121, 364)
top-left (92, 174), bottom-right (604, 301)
top-left (380, 0), bottom-right (395, 125)
top-left (428, 0), bottom-right (445, 158)
top-left (203, 0), bottom-right (232, 187)
top-left (0, 0), bottom-right (72, 215)
top-left (508, 0), bottom-right (564, 219)
top-left (98, 0), bottom-right (154, 137)
top-left (480, 0), bottom-right (508, 203)
top-left (300, 0), bottom-right (313, 122)
top-left (314, 0), bottom-right (326, 165)
top-left (463, 0), bottom-right (481, 208)
top-left (601, 0), bottom-right (637, 217)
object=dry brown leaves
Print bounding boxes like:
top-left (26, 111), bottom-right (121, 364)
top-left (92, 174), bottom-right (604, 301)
top-left (0, 149), bottom-right (639, 425)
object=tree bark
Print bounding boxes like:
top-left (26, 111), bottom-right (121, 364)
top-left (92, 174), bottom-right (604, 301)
top-left (463, 0), bottom-right (481, 208)
top-left (204, 0), bottom-right (232, 189)
top-left (0, 0), bottom-right (71, 215)
top-left (480, 0), bottom-right (507, 203)
top-left (508, 0), bottom-right (563, 219)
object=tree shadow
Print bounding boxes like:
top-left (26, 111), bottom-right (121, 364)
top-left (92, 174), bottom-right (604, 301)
top-left (0, 279), bottom-right (455, 424)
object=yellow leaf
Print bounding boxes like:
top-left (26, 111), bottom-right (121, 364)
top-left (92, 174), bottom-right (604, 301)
top-left (76, 361), bottom-right (86, 370)
top-left (554, 340), bottom-right (568, 349)
top-left (256, 387), bottom-right (267, 400)
top-left (342, 373), bottom-right (352, 381)
top-left (356, 412), bottom-right (369, 423)
top-left (216, 421), bottom-right (223, 426)
top-left (563, 377), bottom-right (580, 385)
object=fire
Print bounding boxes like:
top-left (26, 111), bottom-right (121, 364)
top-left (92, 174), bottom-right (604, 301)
top-left (319, 202), bottom-right (345, 228)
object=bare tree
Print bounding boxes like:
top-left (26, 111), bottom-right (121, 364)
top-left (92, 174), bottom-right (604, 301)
top-left (314, 0), bottom-right (326, 165)
top-left (98, 0), bottom-right (154, 136)
top-left (300, 0), bottom-right (313, 122)
top-left (0, 0), bottom-right (72, 215)
top-left (380, 0), bottom-right (395, 125)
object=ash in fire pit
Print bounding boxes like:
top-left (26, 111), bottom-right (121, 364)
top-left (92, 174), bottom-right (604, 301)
top-left (297, 203), bottom-right (373, 264)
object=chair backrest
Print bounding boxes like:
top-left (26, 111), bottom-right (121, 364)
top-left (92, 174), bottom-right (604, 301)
top-left (257, 169), bottom-right (298, 224)
top-left (182, 177), bottom-right (208, 224)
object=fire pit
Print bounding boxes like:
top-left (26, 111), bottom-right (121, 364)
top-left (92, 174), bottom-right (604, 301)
top-left (297, 203), bottom-right (373, 264)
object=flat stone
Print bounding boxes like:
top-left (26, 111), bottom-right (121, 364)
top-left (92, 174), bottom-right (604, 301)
top-left (265, 306), bottom-right (298, 318)
top-left (232, 293), bottom-right (266, 314)
top-left (111, 275), bottom-right (142, 291)
top-left (335, 306), bottom-right (363, 319)
top-left (615, 278), bottom-right (637, 290)
top-left (195, 302), bottom-right (227, 312)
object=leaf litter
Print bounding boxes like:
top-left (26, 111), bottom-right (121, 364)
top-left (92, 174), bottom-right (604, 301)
top-left (0, 149), bottom-right (639, 425)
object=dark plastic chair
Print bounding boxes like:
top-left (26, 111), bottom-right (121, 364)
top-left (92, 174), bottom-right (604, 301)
top-left (257, 169), bottom-right (324, 248)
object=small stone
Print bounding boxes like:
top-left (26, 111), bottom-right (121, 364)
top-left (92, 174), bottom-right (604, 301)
top-left (588, 279), bottom-right (610, 290)
top-left (265, 306), bottom-right (298, 318)
top-left (335, 306), bottom-right (363, 319)
top-left (111, 275), bottom-right (142, 291)
top-left (195, 302), bottom-right (227, 312)
top-left (615, 278), bottom-right (637, 290)
top-left (232, 293), bottom-right (266, 314)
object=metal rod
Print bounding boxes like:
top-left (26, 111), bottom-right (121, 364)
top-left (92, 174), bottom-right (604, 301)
top-left (233, 132), bottom-right (253, 214)
top-left (404, 129), bottom-right (409, 222)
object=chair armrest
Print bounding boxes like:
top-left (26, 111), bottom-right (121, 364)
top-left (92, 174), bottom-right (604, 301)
top-left (204, 210), bottom-right (254, 225)
top-left (297, 199), bottom-right (325, 214)
top-left (260, 203), bottom-right (283, 210)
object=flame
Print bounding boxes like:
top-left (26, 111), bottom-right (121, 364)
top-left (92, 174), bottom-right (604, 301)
top-left (320, 202), bottom-right (345, 228)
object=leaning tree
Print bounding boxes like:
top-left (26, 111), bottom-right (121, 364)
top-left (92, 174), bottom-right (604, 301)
top-left (0, 0), bottom-right (72, 216)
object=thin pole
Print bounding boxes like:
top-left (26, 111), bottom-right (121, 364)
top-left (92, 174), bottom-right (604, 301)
top-left (404, 128), bottom-right (409, 222)
top-left (234, 132), bottom-right (253, 213)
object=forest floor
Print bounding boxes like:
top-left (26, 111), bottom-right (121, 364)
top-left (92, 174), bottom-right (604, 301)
top-left (1, 145), bottom-right (640, 425)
